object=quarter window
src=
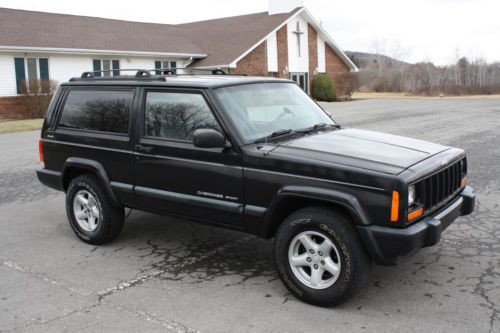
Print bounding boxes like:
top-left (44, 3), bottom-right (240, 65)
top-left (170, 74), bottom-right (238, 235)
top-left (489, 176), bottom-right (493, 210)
top-left (59, 90), bottom-right (133, 134)
top-left (145, 92), bottom-right (220, 141)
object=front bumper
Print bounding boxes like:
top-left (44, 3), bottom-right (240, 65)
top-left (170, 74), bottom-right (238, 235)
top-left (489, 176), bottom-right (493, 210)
top-left (357, 185), bottom-right (475, 265)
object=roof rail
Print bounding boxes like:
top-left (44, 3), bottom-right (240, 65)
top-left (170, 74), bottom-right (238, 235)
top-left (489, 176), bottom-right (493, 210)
top-left (153, 68), bottom-right (228, 75)
top-left (71, 68), bottom-right (239, 82)
top-left (79, 69), bottom-right (157, 78)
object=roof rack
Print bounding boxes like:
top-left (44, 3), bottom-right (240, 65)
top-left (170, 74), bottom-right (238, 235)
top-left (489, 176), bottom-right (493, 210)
top-left (151, 68), bottom-right (229, 75)
top-left (70, 68), bottom-right (244, 82)
top-left (80, 68), bottom-right (226, 78)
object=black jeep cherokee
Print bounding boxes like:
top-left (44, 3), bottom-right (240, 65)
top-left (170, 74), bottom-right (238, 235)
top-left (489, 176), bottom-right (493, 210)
top-left (37, 69), bottom-right (475, 306)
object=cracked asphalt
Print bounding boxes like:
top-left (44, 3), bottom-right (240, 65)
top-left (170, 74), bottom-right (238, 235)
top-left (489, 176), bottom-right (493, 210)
top-left (0, 97), bottom-right (499, 332)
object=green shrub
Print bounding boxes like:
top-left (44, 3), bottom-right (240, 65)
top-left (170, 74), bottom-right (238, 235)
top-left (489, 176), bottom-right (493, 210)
top-left (312, 74), bottom-right (337, 102)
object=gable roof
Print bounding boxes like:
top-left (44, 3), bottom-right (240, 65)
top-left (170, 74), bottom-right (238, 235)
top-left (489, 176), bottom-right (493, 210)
top-left (0, 7), bottom-right (205, 57)
top-left (0, 7), bottom-right (356, 71)
top-left (177, 8), bottom-right (301, 68)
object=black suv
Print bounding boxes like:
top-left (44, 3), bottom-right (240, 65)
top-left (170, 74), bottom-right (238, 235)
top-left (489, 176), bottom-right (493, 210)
top-left (37, 69), bottom-right (475, 306)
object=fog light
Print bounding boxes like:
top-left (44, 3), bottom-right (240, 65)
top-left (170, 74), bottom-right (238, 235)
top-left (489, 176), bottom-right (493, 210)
top-left (408, 207), bottom-right (424, 221)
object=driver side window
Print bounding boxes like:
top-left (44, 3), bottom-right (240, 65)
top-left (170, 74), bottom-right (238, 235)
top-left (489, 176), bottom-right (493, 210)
top-left (144, 92), bottom-right (221, 141)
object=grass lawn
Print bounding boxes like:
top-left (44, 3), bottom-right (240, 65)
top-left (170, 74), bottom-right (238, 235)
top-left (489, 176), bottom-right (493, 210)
top-left (352, 92), bottom-right (500, 100)
top-left (0, 118), bottom-right (43, 134)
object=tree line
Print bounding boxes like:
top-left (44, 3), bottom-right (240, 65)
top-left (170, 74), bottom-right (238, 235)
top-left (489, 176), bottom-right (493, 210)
top-left (348, 51), bottom-right (500, 96)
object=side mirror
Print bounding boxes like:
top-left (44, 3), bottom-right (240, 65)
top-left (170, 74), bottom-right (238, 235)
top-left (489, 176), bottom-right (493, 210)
top-left (193, 128), bottom-right (226, 148)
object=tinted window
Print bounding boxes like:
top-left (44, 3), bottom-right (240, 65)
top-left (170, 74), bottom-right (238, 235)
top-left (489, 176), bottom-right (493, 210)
top-left (59, 90), bottom-right (133, 134)
top-left (145, 92), bottom-right (220, 140)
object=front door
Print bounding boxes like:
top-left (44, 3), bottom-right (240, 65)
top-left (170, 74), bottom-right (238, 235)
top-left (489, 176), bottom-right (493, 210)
top-left (132, 88), bottom-right (245, 228)
top-left (290, 72), bottom-right (309, 94)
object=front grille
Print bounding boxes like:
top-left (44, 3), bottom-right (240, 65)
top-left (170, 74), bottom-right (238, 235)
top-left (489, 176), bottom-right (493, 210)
top-left (417, 158), bottom-right (466, 212)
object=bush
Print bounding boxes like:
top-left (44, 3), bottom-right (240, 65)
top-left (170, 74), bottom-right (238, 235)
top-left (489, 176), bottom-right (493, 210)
top-left (18, 79), bottom-right (58, 118)
top-left (312, 74), bottom-right (337, 102)
top-left (337, 72), bottom-right (360, 98)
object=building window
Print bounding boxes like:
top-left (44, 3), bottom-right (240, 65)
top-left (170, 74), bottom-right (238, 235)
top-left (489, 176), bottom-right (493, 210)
top-left (14, 57), bottom-right (49, 94)
top-left (93, 59), bottom-right (120, 77)
top-left (154, 61), bottom-right (177, 74)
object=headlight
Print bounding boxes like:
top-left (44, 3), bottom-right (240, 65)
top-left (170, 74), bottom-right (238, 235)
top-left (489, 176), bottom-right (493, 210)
top-left (408, 185), bottom-right (416, 206)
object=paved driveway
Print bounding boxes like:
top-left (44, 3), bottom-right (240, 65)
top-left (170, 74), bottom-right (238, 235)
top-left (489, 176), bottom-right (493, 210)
top-left (0, 98), bottom-right (499, 332)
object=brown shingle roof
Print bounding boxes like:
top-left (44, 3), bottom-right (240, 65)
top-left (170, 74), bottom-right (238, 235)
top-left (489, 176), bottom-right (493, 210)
top-left (0, 7), bottom-right (300, 66)
top-left (0, 8), bottom-right (204, 55)
top-left (178, 9), bottom-right (300, 67)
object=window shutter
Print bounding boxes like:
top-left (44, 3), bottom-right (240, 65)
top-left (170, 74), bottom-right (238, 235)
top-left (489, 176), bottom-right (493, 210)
top-left (93, 59), bottom-right (101, 77)
top-left (14, 58), bottom-right (26, 94)
top-left (39, 58), bottom-right (49, 80)
top-left (170, 61), bottom-right (177, 74)
top-left (112, 60), bottom-right (120, 76)
top-left (154, 61), bottom-right (161, 74)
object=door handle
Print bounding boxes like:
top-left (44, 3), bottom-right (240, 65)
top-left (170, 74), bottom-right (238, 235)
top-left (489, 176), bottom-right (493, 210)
top-left (135, 144), bottom-right (153, 153)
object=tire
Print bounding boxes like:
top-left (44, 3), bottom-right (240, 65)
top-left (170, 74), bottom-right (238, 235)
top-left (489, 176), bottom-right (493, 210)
top-left (274, 207), bottom-right (370, 306)
top-left (66, 174), bottom-right (124, 245)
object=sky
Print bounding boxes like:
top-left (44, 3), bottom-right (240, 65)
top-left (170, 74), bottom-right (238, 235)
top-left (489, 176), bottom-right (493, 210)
top-left (0, 0), bottom-right (498, 65)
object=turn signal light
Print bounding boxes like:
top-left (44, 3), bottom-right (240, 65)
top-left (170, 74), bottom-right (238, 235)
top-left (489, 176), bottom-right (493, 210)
top-left (39, 139), bottom-right (44, 163)
top-left (408, 208), bottom-right (424, 221)
top-left (391, 191), bottom-right (399, 222)
top-left (461, 177), bottom-right (467, 188)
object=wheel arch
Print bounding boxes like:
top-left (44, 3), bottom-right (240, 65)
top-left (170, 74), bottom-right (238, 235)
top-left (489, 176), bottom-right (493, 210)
top-left (259, 186), bottom-right (372, 238)
top-left (62, 157), bottom-right (121, 207)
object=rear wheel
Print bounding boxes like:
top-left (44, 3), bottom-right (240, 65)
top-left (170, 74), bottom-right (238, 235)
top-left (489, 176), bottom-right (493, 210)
top-left (274, 207), bottom-right (370, 306)
top-left (66, 174), bottom-right (124, 245)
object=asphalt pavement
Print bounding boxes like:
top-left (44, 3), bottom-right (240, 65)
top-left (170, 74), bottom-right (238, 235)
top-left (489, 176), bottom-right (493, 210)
top-left (0, 97), bottom-right (499, 332)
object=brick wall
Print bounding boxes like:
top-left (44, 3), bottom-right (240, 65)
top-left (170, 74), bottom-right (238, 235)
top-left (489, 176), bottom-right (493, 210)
top-left (0, 96), bottom-right (30, 119)
top-left (325, 45), bottom-right (350, 96)
top-left (232, 41), bottom-right (268, 76)
top-left (231, 24), bottom-right (290, 79)
top-left (308, 24), bottom-right (318, 93)
top-left (276, 25), bottom-right (288, 78)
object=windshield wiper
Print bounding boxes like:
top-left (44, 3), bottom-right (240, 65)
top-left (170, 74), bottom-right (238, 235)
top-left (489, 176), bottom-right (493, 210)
top-left (254, 129), bottom-right (294, 143)
top-left (297, 123), bottom-right (340, 134)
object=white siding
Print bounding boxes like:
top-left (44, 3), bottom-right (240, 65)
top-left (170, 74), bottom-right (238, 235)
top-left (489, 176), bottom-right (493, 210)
top-left (317, 35), bottom-right (326, 73)
top-left (124, 57), bottom-right (155, 71)
top-left (0, 53), bottom-right (188, 97)
top-left (0, 54), bottom-right (18, 96)
top-left (49, 55), bottom-right (93, 84)
top-left (266, 32), bottom-right (278, 72)
top-left (287, 15), bottom-right (309, 73)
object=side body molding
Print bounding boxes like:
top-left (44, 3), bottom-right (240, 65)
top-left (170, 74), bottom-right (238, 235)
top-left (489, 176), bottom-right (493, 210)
top-left (62, 157), bottom-right (121, 207)
top-left (260, 185), bottom-right (372, 237)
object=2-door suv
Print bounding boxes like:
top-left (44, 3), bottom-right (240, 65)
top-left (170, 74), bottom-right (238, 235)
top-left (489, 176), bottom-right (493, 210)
top-left (37, 69), bottom-right (475, 306)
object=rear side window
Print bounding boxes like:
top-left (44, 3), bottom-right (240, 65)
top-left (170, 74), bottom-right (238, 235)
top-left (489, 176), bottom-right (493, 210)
top-left (144, 92), bottom-right (221, 141)
top-left (59, 89), bottom-right (134, 134)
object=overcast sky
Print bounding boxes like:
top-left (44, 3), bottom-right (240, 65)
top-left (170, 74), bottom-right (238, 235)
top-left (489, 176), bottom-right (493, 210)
top-left (1, 0), bottom-right (498, 65)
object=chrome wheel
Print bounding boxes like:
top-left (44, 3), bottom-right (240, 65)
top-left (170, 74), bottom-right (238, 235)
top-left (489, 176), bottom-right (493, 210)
top-left (73, 190), bottom-right (100, 232)
top-left (288, 231), bottom-right (341, 289)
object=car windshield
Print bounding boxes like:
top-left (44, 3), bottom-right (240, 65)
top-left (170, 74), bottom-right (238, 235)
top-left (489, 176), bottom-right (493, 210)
top-left (214, 82), bottom-right (335, 143)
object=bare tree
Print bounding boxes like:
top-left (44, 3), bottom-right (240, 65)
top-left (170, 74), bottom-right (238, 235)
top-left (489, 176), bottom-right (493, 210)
top-left (18, 79), bottom-right (58, 118)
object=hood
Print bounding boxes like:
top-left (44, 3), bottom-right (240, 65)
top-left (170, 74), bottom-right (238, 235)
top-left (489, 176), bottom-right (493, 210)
top-left (270, 128), bottom-right (450, 175)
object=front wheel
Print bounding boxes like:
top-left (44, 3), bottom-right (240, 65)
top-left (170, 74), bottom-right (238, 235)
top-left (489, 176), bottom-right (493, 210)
top-left (274, 207), bottom-right (370, 306)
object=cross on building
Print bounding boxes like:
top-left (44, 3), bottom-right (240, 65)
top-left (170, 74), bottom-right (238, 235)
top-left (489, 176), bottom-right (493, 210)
top-left (293, 21), bottom-right (304, 57)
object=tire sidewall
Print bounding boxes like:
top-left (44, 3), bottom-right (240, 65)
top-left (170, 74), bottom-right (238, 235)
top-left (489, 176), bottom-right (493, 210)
top-left (275, 209), bottom-right (361, 306)
top-left (66, 177), bottom-right (107, 243)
